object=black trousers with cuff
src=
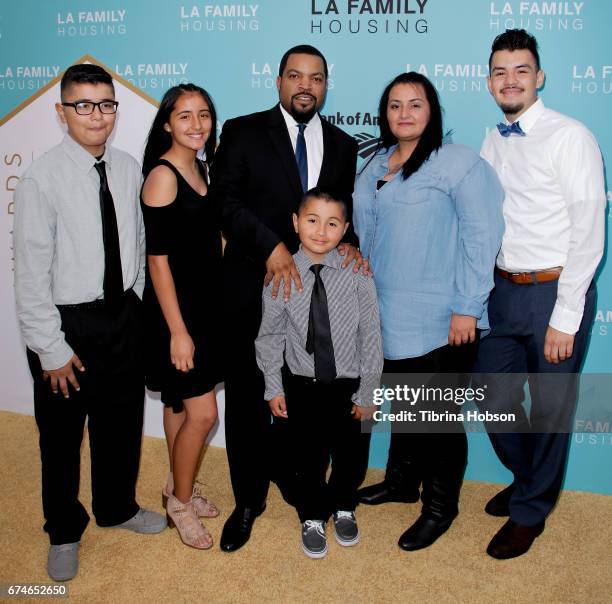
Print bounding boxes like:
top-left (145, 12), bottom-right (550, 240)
top-left (283, 373), bottom-right (371, 523)
top-left (27, 290), bottom-right (145, 545)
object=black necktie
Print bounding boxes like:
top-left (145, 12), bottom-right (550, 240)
top-left (93, 161), bottom-right (124, 311)
top-left (305, 264), bottom-right (336, 383)
top-left (295, 123), bottom-right (308, 192)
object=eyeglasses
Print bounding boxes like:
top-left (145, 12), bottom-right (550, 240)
top-left (61, 100), bottom-right (119, 115)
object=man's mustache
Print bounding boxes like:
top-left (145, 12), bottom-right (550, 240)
top-left (292, 93), bottom-right (317, 102)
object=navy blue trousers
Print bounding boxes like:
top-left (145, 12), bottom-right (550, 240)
top-left (474, 274), bottom-right (596, 525)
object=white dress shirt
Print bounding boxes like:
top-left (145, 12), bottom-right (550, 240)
top-left (481, 98), bottom-right (605, 335)
top-left (14, 134), bottom-right (145, 370)
top-left (279, 103), bottom-right (324, 189)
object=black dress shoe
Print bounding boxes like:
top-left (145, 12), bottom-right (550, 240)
top-left (485, 485), bottom-right (514, 517)
top-left (398, 514), bottom-right (454, 551)
top-left (487, 519), bottom-right (545, 560)
top-left (358, 481), bottom-right (420, 506)
top-left (220, 504), bottom-right (266, 553)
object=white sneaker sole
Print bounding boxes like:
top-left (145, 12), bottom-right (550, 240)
top-left (334, 529), bottom-right (360, 547)
top-left (302, 542), bottom-right (328, 559)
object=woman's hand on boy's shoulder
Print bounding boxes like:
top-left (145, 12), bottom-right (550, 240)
top-left (268, 395), bottom-right (288, 418)
top-left (337, 243), bottom-right (371, 276)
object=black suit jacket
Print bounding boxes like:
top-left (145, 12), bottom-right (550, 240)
top-left (212, 104), bottom-right (358, 264)
top-left (211, 104), bottom-right (358, 331)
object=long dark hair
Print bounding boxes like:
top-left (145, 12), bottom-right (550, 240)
top-left (142, 83), bottom-right (217, 177)
top-left (374, 72), bottom-right (443, 180)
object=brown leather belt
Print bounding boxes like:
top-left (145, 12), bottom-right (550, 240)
top-left (496, 267), bottom-right (562, 285)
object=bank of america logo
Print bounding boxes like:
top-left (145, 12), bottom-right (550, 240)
top-left (354, 132), bottom-right (380, 159)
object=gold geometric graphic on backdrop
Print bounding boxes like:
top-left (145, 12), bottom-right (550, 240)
top-left (0, 54), bottom-right (159, 127)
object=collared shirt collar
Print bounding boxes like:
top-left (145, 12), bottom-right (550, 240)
top-left (506, 97), bottom-right (545, 134)
top-left (279, 103), bottom-right (321, 133)
top-left (61, 133), bottom-right (112, 173)
top-left (295, 245), bottom-right (342, 274)
top-left (370, 144), bottom-right (397, 180)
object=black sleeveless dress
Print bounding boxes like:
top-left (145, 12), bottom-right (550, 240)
top-left (141, 159), bottom-right (223, 412)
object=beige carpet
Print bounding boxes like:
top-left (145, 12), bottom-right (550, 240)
top-left (1, 410), bottom-right (611, 603)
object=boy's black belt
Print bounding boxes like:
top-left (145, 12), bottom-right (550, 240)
top-left (288, 373), bottom-right (358, 387)
top-left (56, 288), bottom-right (134, 310)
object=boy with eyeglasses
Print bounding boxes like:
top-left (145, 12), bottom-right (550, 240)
top-left (13, 63), bottom-right (165, 583)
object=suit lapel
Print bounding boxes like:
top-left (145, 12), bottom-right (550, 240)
top-left (267, 105), bottom-right (302, 198)
top-left (317, 118), bottom-right (337, 187)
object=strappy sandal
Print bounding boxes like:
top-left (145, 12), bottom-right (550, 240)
top-left (162, 481), bottom-right (219, 518)
top-left (166, 495), bottom-right (213, 550)
top-left (191, 481), bottom-right (220, 518)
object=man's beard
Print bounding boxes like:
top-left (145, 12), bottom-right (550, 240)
top-left (500, 101), bottom-right (524, 120)
top-left (290, 95), bottom-right (317, 123)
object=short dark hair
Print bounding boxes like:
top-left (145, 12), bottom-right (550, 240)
top-left (60, 64), bottom-right (114, 100)
top-left (489, 29), bottom-right (540, 71)
top-left (372, 72), bottom-right (443, 181)
top-left (298, 187), bottom-right (347, 220)
top-left (142, 83), bottom-right (217, 177)
top-left (278, 45), bottom-right (328, 79)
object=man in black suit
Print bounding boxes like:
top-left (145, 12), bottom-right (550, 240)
top-left (211, 44), bottom-right (361, 552)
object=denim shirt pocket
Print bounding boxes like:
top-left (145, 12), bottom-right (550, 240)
top-left (390, 169), bottom-right (444, 207)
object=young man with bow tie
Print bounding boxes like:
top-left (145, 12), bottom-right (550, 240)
top-left (475, 29), bottom-right (605, 559)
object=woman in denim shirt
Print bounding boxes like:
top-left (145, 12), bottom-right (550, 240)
top-left (354, 73), bottom-right (504, 551)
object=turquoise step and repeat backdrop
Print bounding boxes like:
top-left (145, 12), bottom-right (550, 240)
top-left (1, 1), bottom-right (610, 493)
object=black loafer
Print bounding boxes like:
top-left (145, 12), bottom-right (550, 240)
top-left (398, 514), bottom-right (454, 551)
top-left (358, 481), bottom-right (420, 505)
top-left (220, 504), bottom-right (266, 553)
top-left (487, 519), bottom-right (545, 559)
top-left (485, 485), bottom-right (514, 517)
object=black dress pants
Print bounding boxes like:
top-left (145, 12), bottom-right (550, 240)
top-left (222, 258), bottom-right (296, 509)
top-left (384, 342), bottom-right (478, 518)
top-left (27, 291), bottom-right (145, 545)
top-left (284, 374), bottom-right (371, 523)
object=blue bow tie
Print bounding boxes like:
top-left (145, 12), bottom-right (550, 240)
top-left (497, 121), bottom-right (525, 137)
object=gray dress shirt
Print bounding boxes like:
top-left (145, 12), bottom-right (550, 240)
top-left (255, 247), bottom-right (383, 406)
top-left (13, 134), bottom-right (145, 370)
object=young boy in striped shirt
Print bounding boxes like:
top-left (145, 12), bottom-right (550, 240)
top-left (255, 188), bottom-right (383, 559)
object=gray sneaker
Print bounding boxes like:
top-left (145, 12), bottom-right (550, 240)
top-left (333, 511), bottom-right (360, 546)
top-left (108, 508), bottom-right (167, 534)
top-left (47, 542), bottom-right (79, 582)
top-left (301, 520), bottom-right (328, 559)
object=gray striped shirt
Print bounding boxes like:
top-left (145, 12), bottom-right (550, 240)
top-left (255, 247), bottom-right (383, 406)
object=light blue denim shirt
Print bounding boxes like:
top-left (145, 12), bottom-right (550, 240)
top-left (353, 143), bottom-right (505, 359)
